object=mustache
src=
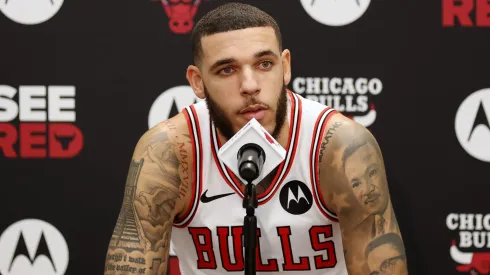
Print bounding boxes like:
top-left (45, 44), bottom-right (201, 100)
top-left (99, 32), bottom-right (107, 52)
top-left (236, 98), bottom-right (270, 113)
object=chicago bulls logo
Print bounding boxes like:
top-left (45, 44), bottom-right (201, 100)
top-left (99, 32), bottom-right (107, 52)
top-left (153, 0), bottom-right (202, 34)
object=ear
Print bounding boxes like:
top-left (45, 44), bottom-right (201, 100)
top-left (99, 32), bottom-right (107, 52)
top-left (186, 65), bottom-right (205, 99)
top-left (281, 49), bottom-right (291, 86)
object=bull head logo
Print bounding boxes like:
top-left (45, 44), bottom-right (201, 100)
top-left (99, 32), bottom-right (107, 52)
top-left (451, 240), bottom-right (490, 275)
top-left (154, 0), bottom-right (202, 34)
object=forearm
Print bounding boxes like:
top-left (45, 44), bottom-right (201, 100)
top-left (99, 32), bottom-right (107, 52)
top-left (104, 157), bottom-right (173, 275)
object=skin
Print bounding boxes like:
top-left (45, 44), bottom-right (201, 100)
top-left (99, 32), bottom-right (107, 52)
top-left (318, 113), bottom-right (408, 274)
top-left (104, 26), bottom-right (408, 275)
top-left (344, 142), bottom-right (389, 215)
top-left (367, 243), bottom-right (408, 275)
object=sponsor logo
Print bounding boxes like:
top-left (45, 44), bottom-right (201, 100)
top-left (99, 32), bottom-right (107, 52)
top-left (447, 213), bottom-right (490, 275)
top-left (200, 190), bottom-right (234, 203)
top-left (292, 77), bottom-right (382, 127)
top-left (0, 85), bottom-right (84, 158)
top-left (454, 88), bottom-right (490, 162)
top-left (0, 219), bottom-right (69, 275)
top-left (0, 0), bottom-right (63, 25)
top-left (148, 85), bottom-right (203, 129)
top-left (443, 0), bottom-right (490, 27)
top-left (279, 180), bottom-right (313, 215)
top-left (152, 0), bottom-right (203, 34)
top-left (300, 0), bottom-right (371, 26)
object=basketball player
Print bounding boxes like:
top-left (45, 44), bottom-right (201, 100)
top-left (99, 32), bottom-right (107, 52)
top-left (104, 3), bottom-right (408, 275)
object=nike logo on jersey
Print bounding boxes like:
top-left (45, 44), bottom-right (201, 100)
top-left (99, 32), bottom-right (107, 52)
top-left (200, 190), bottom-right (234, 203)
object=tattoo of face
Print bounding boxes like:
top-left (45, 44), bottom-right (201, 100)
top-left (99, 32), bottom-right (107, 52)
top-left (319, 121), bottom-right (344, 163)
top-left (365, 233), bottom-right (407, 275)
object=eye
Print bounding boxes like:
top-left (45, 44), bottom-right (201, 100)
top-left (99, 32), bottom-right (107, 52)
top-left (258, 60), bottom-right (273, 69)
top-left (351, 179), bottom-right (360, 188)
top-left (369, 169), bottom-right (377, 177)
top-left (218, 67), bottom-right (235, 75)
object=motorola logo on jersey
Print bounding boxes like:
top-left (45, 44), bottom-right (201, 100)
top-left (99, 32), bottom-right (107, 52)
top-left (447, 213), bottom-right (490, 275)
top-left (0, 219), bottom-right (69, 275)
top-left (443, 0), bottom-right (490, 27)
top-left (279, 180), bottom-right (313, 215)
top-left (148, 85), bottom-right (204, 129)
top-left (292, 77), bottom-right (382, 127)
top-left (300, 0), bottom-right (371, 26)
top-left (0, 0), bottom-right (64, 25)
top-left (0, 85), bottom-right (84, 158)
top-left (454, 88), bottom-right (490, 162)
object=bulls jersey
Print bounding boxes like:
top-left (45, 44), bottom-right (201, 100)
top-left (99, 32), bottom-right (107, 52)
top-left (170, 90), bottom-right (348, 274)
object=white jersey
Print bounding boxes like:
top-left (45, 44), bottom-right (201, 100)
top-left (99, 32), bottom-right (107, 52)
top-left (170, 90), bottom-right (348, 274)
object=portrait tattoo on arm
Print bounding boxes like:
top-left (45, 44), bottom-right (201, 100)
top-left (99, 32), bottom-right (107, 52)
top-left (320, 117), bottom-right (408, 275)
top-left (104, 124), bottom-right (189, 275)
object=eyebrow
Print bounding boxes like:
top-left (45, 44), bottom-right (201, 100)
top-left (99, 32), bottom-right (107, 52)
top-left (209, 49), bottom-right (279, 72)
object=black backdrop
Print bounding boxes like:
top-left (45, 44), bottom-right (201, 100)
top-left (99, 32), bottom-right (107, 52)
top-left (1, 0), bottom-right (489, 274)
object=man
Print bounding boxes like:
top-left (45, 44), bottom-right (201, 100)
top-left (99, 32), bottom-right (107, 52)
top-left (365, 233), bottom-right (408, 275)
top-left (104, 2), bottom-right (408, 275)
top-left (343, 137), bottom-right (399, 237)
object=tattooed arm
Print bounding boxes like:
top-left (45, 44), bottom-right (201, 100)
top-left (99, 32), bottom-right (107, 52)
top-left (318, 113), bottom-right (408, 275)
top-left (104, 115), bottom-right (192, 275)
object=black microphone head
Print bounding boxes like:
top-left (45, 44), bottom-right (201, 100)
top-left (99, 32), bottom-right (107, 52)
top-left (239, 161), bottom-right (259, 182)
top-left (237, 143), bottom-right (266, 183)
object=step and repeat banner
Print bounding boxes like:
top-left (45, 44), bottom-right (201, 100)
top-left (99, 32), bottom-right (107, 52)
top-left (0, 0), bottom-right (489, 274)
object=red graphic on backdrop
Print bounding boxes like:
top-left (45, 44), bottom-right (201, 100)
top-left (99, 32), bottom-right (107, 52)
top-left (451, 240), bottom-right (490, 275)
top-left (154, 0), bottom-right (202, 34)
top-left (0, 85), bottom-right (84, 159)
top-left (443, 0), bottom-right (490, 27)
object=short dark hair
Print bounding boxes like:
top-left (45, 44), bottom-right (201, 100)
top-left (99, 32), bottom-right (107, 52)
top-left (364, 233), bottom-right (405, 259)
top-left (190, 2), bottom-right (283, 66)
top-left (342, 135), bottom-right (382, 171)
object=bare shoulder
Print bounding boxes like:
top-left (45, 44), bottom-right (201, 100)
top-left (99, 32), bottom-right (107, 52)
top-left (132, 112), bottom-right (195, 218)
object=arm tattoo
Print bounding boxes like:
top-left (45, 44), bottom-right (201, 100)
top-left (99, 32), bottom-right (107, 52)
top-left (319, 121), bottom-right (344, 163)
top-left (105, 129), bottom-right (187, 275)
top-left (326, 125), bottom-right (408, 275)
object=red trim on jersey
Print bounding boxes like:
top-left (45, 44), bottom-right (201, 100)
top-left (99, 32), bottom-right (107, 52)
top-left (173, 106), bottom-right (203, 228)
top-left (309, 107), bottom-right (339, 222)
top-left (210, 90), bottom-right (301, 205)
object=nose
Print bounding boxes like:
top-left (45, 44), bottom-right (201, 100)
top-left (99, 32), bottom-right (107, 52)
top-left (240, 67), bottom-right (260, 96)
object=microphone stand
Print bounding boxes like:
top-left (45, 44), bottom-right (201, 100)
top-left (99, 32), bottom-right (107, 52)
top-left (238, 143), bottom-right (264, 275)
top-left (243, 182), bottom-right (257, 275)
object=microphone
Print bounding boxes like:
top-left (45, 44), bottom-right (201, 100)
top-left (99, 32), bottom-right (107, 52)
top-left (218, 118), bottom-right (286, 185)
top-left (237, 143), bottom-right (265, 182)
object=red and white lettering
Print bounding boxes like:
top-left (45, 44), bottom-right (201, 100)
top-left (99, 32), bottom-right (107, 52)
top-left (309, 225), bottom-right (337, 269)
top-left (217, 226), bottom-right (244, 271)
top-left (256, 228), bottom-right (279, 271)
top-left (188, 227), bottom-right (217, 269)
top-left (0, 86), bottom-right (82, 158)
top-left (277, 226), bottom-right (310, 271)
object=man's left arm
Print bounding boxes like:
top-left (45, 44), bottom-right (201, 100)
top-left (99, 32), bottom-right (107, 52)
top-left (318, 113), bottom-right (408, 275)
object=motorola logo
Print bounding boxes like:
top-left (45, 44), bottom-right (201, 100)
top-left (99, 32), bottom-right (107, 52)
top-left (148, 85), bottom-right (204, 129)
top-left (455, 88), bottom-right (490, 162)
top-left (0, 0), bottom-right (64, 25)
top-left (300, 0), bottom-right (371, 26)
top-left (279, 180), bottom-right (313, 215)
top-left (0, 219), bottom-right (69, 275)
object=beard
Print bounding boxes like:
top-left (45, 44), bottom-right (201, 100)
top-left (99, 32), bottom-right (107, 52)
top-left (204, 84), bottom-right (288, 141)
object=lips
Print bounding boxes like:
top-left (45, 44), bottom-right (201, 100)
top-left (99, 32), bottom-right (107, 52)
top-left (239, 104), bottom-right (267, 120)
top-left (364, 193), bottom-right (380, 205)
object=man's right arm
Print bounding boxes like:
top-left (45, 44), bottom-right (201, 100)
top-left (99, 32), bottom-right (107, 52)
top-left (104, 118), bottom-right (190, 275)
